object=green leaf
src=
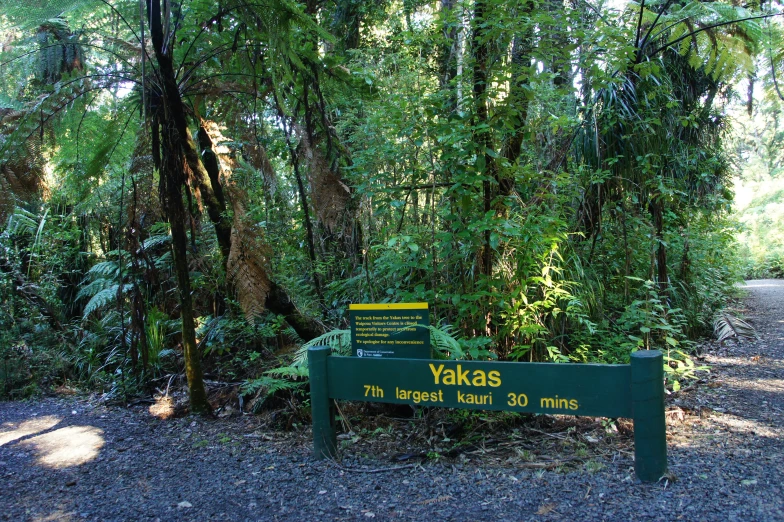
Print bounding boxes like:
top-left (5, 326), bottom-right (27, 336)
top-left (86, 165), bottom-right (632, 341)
top-left (485, 147), bottom-right (499, 158)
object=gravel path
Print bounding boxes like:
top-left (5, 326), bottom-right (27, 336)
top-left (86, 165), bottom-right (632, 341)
top-left (1, 280), bottom-right (783, 521)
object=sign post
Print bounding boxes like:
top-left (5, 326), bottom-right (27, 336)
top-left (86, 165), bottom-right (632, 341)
top-left (308, 346), bottom-right (336, 459)
top-left (308, 347), bottom-right (667, 482)
top-left (630, 350), bottom-right (667, 482)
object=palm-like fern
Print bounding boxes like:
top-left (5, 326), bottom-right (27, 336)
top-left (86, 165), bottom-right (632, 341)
top-left (287, 322), bottom-right (487, 372)
top-left (713, 312), bottom-right (758, 342)
top-left (628, 0), bottom-right (765, 82)
top-left (291, 328), bottom-right (352, 368)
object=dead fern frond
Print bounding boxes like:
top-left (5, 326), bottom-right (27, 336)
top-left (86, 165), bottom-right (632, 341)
top-left (238, 128), bottom-right (277, 196)
top-left (0, 111), bottom-right (45, 225)
top-left (226, 191), bottom-right (272, 324)
top-left (295, 124), bottom-right (350, 234)
top-left (713, 312), bottom-right (758, 343)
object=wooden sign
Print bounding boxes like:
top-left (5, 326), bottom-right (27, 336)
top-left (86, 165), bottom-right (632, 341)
top-left (308, 348), bottom-right (668, 483)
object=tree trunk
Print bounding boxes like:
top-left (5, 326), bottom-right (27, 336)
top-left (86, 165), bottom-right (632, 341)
top-left (438, 0), bottom-right (460, 112)
top-left (471, 0), bottom-right (496, 277)
top-left (185, 129), bottom-right (232, 266)
top-left (148, 0), bottom-right (210, 414)
top-left (649, 196), bottom-right (668, 295)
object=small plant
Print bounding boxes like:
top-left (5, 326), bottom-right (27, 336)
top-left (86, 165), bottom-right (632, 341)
top-left (663, 350), bottom-right (709, 391)
top-left (585, 460), bottom-right (605, 473)
top-left (515, 448), bottom-right (534, 461)
top-left (601, 418), bottom-right (618, 434)
top-left (240, 374), bottom-right (305, 412)
top-left (192, 439), bottom-right (209, 449)
top-left (426, 451), bottom-right (442, 462)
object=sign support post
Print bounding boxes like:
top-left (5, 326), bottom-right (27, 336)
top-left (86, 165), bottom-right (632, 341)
top-left (630, 350), bottom-right (667, 482)
top-left (308, 345), bottom-right (336, 459)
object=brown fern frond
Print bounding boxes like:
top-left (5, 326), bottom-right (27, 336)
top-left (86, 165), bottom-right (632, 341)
top-left (226, 191), bottom-right (272, 324)
top-left (128, 131), bottom-right (163, 225)
top-left (295, 124), bottom-right (350, 234)
top-left (0, 111), bottom-right (46, 224)
top-left (236, 127), bottom-right (276, 196)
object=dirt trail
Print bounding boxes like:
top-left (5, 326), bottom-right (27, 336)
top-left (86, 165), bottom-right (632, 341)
top-left (1, 281), bottom-right (783, 521)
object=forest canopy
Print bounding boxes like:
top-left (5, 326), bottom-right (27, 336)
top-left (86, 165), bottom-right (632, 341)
top-left (0, 0), bottom-right (781, 409)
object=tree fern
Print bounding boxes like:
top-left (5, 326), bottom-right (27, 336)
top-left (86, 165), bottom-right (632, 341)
top-left (142, 233), bottom-right (171, 250)
top-left (82, 284), bottom-right (132, 319)
top-left (240, 375), bottom-right (304, 412)
top-left (291, 329), bottom-right (352, 367)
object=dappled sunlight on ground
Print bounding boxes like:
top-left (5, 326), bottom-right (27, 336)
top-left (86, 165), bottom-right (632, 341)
top-left (148, 395), bottom-right (175, 419)
top-left (709, 414), bottom-right (782, 439)
top-left (707, 356), bottom-right (784, 368)
top-left (18, 425), bottom-right (105, 469)
top-left (0, 416), bottom-right (61, 446)
top-left (726, 378), bottom-right (784, 393)
top-left (32, 508), bottom-right (77, 522)
top-left (668, 412), bottom-right (782, 451)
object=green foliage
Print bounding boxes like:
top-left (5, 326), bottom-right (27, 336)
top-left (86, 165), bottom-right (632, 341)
top-left (240, 374), bottom-right (305, 412)
top-left (0, 288), bottom-right (69, 398)
top-left (291, 329), bottom-right (352, 369)
top-left (732, 97), bottom-right (784, 278)
top-left (0, 0), bottom-right (774, 401)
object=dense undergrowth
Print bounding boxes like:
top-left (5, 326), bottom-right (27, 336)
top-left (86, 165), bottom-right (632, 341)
top-left (1, 0), bottom-right (779, 410)
top-left (0, 189), bottom-right (738, 402)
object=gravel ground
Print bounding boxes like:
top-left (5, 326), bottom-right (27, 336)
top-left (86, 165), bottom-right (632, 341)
top-left (1, 280), bottom-right (783, 521)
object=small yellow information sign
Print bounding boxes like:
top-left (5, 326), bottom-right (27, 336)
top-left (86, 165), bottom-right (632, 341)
top-left (349, 303), bottom-right (430, 358)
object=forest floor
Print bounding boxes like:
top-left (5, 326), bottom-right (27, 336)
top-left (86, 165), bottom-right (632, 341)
top-left (1, 280), bottom-right (783, 521)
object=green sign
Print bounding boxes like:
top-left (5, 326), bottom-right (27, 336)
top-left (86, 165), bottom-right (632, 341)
top-left (326, 358), bottom-right (631, 417)
top-left (308, 348), bottom-right (667, 483)
top-left (349, 303), bottom-right (430, 358)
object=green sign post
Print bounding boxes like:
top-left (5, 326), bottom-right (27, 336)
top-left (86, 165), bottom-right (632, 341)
top-left (308, 348), bottom-right (667, 482)
top-left (349, 303), bottom-right (430, 358)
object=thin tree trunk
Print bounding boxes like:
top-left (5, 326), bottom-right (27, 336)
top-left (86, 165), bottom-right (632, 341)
top-left (148, 0), bottom-right (210, 414)
top-left (472, 0), bottom-right (496, 277)
top-left (649, 196), bottom-right (668, 295)
top-left (501, 8), bottom-right (533, 168)
top-left (184, 130), bottom-right (232, 265)
top-left (438, 0), bottom-right (460, 112)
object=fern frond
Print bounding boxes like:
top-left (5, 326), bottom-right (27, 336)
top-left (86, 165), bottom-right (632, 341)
top-left (6, 207), bottom-right (40, 235)
top-left (414, 324), bottom-right (466, 359)
top-left (240, 375), bottom-right (304, 412)
top-left (0, 0), bottom-right (92, 31)
top-left (86, 260), bottom-right (120, 279)
top-left (713, 312), bottom-right (758, 342)
top-left (75, 278), bottom-right (113, 301)
top-left (82, 283), bottom-right (132, 319)
top-left (291, 329), bottom-right (352, 368)
top-left (265, 365), bottom-right (310, 379)
top-left (142, 233), bottom-right (171, 250)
